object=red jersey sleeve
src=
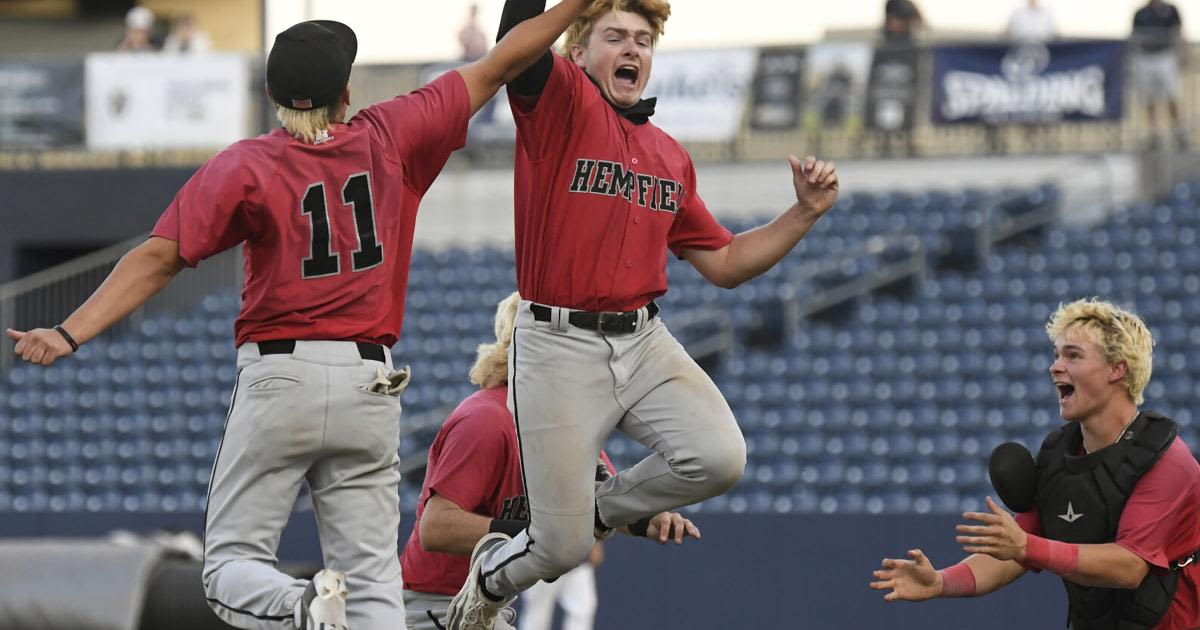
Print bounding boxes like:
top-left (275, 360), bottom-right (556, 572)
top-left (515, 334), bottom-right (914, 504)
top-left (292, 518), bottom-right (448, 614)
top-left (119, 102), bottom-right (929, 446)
top-left (509, 55), bottom-right (601, 162)
top-left (668, 157), bottom-right (734, 258)
top-left (351, 70), bottom-right (470, 196)
top-left (599, 450), bottom-right (617, 477)
top-left (151, 147), bottom-right (259, 267)
top-left (1115, 438), bottom-right (1200, 569)
top-left (425, 404), bottom-right (512, 513)
top-left (1015, 509), bottom-right (1042, 536)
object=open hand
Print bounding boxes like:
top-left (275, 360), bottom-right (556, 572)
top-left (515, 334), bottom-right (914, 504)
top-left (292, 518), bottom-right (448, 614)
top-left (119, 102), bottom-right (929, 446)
top-left (870, 549), bottom-right (942, 602)
top-left (645, 511), bottom-right (701, 545)
top-left (956, 496), bottom-right (1028, 562)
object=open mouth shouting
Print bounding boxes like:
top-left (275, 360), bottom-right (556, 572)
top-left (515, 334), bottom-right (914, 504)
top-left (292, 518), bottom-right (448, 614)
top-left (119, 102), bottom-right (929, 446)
top-left (1055, 382), bottom-right (1076, 404)
top-left (614, 64), bottom-right (640, 92)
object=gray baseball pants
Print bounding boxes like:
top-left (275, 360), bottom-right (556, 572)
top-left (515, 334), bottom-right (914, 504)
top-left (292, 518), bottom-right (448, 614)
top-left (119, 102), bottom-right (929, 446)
top-left (479, 301), bottom-right (746, 596)
top-left (203, 341), bottom-right (407, 630)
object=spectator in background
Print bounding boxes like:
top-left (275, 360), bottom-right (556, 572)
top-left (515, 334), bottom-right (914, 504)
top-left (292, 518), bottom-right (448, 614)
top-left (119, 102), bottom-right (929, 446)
top-left (118, 6), bottom-right (158, 52)
top-left (883, 0), bottom-right (923, 44)
top-left (460, 3), bottom-right (490, 61)
top-left (1007, 0), bottom-right (1056, 43)
top-left (1003, 0), bottom-right (1058, 153)
top-left (162, 15), bottom-right (212, 54)
top-left (1132, 0), bottom-right (1187, 150)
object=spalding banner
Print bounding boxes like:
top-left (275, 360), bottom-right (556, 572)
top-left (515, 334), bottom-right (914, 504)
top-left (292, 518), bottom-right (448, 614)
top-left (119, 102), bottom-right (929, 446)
top-left (932, 41), bottom-right (1125, 125)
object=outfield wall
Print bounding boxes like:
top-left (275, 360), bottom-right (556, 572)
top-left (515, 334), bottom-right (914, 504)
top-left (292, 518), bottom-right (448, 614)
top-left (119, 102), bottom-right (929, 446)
top-left (0, 512), bottom-right (1065, 629)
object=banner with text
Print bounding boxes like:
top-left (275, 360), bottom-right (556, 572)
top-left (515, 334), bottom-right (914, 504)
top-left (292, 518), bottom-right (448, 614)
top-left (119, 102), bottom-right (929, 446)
top-left (0, 60), bottom-right (84, 148)
top-left (931, 41), bottom-right (1125, 125)
top-left (644, 48), bottom-right (757, 142)
top-left (85, 53), bottom-right (249, 150)
top-left (749, 47), bottom-right (806, 131)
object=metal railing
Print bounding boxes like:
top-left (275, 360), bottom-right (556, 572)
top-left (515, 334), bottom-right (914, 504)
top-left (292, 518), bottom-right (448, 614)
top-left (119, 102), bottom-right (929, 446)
top-left (782, 234), bottom-right (929, 335)
top-left (0, 234), bottom-right (242, 370)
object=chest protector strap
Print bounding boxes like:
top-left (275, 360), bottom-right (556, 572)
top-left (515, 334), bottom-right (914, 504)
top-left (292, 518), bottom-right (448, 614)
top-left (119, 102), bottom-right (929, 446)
top-left (1035, 411), bottom-right (1184, 629)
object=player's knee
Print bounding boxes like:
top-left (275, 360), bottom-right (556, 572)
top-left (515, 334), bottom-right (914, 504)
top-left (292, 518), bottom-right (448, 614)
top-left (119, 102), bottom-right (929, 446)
top-left (708, 438), bottom-right (747, 494)
top-left (690, 434), bottom-right (746, 496)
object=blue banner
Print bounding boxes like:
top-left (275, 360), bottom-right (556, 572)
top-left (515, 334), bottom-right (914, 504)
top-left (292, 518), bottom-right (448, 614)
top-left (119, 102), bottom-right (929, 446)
top-left (931, 41), bottom-right (1125, 125)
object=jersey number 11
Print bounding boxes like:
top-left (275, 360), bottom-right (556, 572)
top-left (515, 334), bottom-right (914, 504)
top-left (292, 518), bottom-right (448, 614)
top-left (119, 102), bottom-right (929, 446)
top-left (300, 172), bottom-right (383, 279)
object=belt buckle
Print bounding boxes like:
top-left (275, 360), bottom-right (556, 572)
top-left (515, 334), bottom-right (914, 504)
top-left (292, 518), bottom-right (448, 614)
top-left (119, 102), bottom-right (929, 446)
top-left (596, 312), bottom-right (614, 334)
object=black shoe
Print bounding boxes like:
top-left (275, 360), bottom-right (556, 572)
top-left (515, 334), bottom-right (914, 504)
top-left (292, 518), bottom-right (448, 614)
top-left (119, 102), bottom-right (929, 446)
top-left (594, 458), bottom-right (615, 540)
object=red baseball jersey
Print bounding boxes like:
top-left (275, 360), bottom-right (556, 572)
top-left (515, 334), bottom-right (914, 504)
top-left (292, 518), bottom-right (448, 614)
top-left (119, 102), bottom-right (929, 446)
top-left (1016, 437), bottom-right (1200, 629)
top-left (508, 54), bottom-right (733, 313)
top-left (401, 385), bottom-right (616, 595)
top-left (151, 71), bottom-right (470, 347)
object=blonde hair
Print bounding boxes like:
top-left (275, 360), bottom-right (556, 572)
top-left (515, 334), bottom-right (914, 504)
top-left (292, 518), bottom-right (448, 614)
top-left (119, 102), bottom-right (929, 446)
top-left (1046, 298), bottom-right (1155, 405)
top-left (274, 103), bottom-right (339, 144)
top-left (562, 0), bottom-right (671, 55)
top-left (468, 292), bottom-right (522, 389)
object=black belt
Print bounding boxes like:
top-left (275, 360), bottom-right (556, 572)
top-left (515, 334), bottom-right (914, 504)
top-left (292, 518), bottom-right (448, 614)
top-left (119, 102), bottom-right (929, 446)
top-left (1171, 549), bottom-right (1200, 572)
top-left (530, 301), bottom-right (659, 335)
top-left (257, 339), bottom-right (386, 362)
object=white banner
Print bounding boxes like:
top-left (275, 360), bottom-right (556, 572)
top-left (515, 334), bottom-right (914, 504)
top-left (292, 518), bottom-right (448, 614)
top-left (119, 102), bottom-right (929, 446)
top-left (85, 52), bottom-right (249, 150)
top-left (643, 48), bottom-right (756, 142)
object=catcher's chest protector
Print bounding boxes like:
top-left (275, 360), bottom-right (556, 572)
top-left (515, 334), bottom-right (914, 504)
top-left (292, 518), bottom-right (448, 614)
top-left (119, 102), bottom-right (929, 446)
top-left (1035, 411), bottom-right (1179, 630)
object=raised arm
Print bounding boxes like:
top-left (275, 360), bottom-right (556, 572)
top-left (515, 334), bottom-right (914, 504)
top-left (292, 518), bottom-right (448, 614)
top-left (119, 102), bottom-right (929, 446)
top-left (496, 0), bottom-right (554, 98)
top-left (457, 0), bottom-right (586, 113)
top-left (7, 236), bottom-right (186, 366)
top-left (682, 155), bottom-right (838, 289)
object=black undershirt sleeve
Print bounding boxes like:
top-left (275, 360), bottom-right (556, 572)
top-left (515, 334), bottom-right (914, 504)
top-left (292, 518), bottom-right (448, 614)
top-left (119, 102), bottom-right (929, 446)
top-left (496, 0), bottom-right (554, 96)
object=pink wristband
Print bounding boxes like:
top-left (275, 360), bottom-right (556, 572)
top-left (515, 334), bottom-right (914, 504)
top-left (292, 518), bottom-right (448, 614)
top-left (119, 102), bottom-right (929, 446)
top-left (938, 562), bottom-right (976, 598)
top-left (1024, 534), bottom-right (1080, 577)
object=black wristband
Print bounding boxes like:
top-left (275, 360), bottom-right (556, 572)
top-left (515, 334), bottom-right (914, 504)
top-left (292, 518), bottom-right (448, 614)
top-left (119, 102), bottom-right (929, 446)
top-left (54, 325), bottom-right (79, 352)
top-left (496, 0), bottom-right (553, 96)
top-left (628, 515), bottom-right (655, 538)
top-left (489, 518), bottom-right (529, 538)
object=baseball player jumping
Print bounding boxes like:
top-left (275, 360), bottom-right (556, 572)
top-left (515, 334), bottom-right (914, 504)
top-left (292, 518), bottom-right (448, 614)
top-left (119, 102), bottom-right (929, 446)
top-left (400, 292), bottom-right (700, 630)
top-left (446, 2), bottom-right (840, 629)
top-left (7, 4), bottom-right (591, 629)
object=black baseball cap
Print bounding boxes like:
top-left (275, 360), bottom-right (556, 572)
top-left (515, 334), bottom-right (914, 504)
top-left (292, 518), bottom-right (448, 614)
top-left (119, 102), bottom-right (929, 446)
top-left (267, 20), bottom-right (358, 110)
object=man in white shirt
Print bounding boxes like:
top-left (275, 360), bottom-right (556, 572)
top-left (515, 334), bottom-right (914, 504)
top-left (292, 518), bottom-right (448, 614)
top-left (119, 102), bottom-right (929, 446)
top-left (1007, 0), bottom-right (1056, 43)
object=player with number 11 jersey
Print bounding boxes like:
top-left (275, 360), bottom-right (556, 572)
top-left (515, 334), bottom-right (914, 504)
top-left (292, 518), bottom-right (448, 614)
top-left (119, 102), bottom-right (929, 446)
top-left (152, 83), bottom-right (458, 347)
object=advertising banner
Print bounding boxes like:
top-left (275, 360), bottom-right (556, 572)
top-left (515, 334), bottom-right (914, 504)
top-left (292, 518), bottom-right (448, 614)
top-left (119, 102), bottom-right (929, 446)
top-left (931, 41), bottom-right (1125, 124)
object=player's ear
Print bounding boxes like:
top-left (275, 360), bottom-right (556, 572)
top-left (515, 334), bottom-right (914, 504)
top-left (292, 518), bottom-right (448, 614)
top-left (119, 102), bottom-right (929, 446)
top-left (570, 43), bottom-right (587, 66)
top-left (264, 82), bottom-right (274, 103)
top-left (341, 86), bottom-right (351, 107)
